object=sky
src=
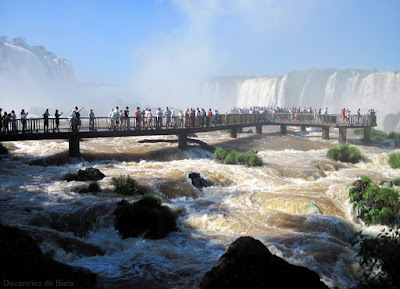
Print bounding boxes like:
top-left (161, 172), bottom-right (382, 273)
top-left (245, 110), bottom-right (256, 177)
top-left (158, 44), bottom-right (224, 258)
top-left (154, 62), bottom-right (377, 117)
top-left (1, 0), bottom-right (400, 110)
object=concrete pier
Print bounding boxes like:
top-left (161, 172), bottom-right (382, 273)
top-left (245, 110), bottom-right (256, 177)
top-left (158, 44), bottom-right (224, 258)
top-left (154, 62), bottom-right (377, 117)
top-left (68, 135), bottom-right (80, 157)
top-left (280, 125), bottom-right (287, 135)
top-left (256, 124), bottom-right (262, 134)
top-left (178, 134), bottom-right (188, 149)
top-left (230, 127), bottom-right (237, 138)
top-left (322, 127), bottom-right (330, 140)
top-left (339, 127), bottom-right (347, 143)
top-left (363, 127), bottom-right (371, 144)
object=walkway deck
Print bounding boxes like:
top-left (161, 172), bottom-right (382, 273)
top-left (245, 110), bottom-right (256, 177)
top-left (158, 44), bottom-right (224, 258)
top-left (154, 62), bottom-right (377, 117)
top-left (0, 113), bottom-right (377, 157)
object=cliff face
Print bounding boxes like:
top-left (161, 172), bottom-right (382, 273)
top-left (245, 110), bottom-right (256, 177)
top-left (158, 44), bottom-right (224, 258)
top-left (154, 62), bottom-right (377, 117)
top-left (0, 40), bottom-right (75, 82)
top-left (0, 39), bottom-right (76, 110)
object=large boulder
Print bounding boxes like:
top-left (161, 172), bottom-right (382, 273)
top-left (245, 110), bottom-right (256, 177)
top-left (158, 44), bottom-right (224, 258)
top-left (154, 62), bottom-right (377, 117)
top-left (0, 224), bottom-right (97, 288)
top-left (0, 143), bottom-right (8, 155)
top-left (188, 172), bottom-right (213, 190)
top-left (114, 196), bottom-right (178, 239)
top-left (77, 167), bottom-right (105, 181)
top-left (200, 236), bottom-right (329, 289)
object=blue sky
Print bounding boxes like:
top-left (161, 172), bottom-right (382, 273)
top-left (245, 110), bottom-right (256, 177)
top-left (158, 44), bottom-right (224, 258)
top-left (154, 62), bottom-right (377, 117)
top-left (1, 0), bottom-right (399, 101)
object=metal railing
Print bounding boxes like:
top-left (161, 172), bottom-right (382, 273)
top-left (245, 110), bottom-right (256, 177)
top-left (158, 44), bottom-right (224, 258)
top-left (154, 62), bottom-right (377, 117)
top-left (0, 112), bottom-right (376, 135)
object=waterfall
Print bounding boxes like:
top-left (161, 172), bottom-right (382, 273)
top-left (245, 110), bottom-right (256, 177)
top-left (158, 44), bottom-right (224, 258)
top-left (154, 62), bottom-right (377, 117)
top-left (204, 69), bottom-right (400, 130)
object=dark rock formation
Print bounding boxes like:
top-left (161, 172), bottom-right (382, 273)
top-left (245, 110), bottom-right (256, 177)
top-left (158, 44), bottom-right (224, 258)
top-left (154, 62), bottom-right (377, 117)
top-left (77, 167), bottom-right (105, 181)
top-left (0, 143), bottom-right (8, 155)
top-left (114, 197), bottom-right (178, 239)
top-left (200, 236), bottom-right (329, 289)
top-left (188, 172), bottom-right (213, 190)
top-left (0, 224), bottom-right (97, 288)
top-left (31, 203), bottom-right (112, 237)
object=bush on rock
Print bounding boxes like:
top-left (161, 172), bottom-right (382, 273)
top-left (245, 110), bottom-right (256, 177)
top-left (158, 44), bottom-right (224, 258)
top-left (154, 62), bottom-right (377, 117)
top-left (349, 176), bottom-right (400, 226)
top-left (327, 143), bottom-right (361, 164)
top-left (111, 175), bottom-right (146, 195)
top-left (114, 195), bottom-right (178, 239)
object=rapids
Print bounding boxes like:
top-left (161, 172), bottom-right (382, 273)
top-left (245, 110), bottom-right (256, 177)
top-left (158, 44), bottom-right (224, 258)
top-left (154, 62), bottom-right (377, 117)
top-left (0, 126), bottom-right (398, 288)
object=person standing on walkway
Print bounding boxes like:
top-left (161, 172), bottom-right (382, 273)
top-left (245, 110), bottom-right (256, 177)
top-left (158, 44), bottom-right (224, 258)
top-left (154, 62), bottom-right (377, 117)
top-left (43, 109), bottom-right (50, 133)
top-left (54, 109), bottom-right (63, 133)
top-left (74, 106), bottom-right (84, 131)
top-left (89, 109), bottom-right (95, 131)
top-left (21, 109), bottom-right (28, 133)
top-left (124, 106), bottom-right (130, 130)
top-left (156, 108), bottom-right (163, 129)
top-left (164, 107), bottom-right (171, 128)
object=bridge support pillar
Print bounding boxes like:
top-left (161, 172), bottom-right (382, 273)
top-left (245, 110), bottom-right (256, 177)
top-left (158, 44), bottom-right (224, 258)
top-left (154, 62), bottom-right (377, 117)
top-left (322, 127), bottom-right (330, 140)
top-left (230, 127), bottom-right (237, 138)
top-left (363, 127), bottom-right (371, 144)
top-left (301, 125), bottom-right (306, 132)
top-left (69, 135), bottom-right (80, 158)
top-left (256, 124), bottom-right (262, 134)
top-left (339, 127), bottom-right (347, 143)
top-left (280, 125), bottom-right (287, 135)
top-left (178, 134), bottom-right (188, 149)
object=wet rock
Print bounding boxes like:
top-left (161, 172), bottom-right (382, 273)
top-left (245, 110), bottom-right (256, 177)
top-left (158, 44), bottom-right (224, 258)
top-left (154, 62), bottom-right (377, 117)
top-left (114, 197), bottom-right (178, 239)
top-left (200, 236), bottom-right (328, 289)
top-left (26, 228), bottom-right (105, 257)
top-left (378, 180), bottom-right (394, 187)
top-left (0, 224), bottom-right (97, 288)
top-left (159, 180), bottom-right (202, 199)
top-left (188, 172), bottom-right (213, 190)
top-left (77, 167), bottom-right (105, 181)
top-left (31, 203), bottom-right (113, 237)
top-left (0, 143), bottom-right (8, 155)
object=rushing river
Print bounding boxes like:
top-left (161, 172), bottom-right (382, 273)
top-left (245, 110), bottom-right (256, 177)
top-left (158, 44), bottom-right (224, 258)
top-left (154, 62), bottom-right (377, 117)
top-left (0, 126), bottom-right (398, 288)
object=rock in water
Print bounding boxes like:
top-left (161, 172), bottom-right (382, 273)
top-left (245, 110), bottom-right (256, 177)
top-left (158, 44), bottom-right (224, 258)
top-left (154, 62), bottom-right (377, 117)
top-left (0, 224), bottom-right (97, 288)
top-left (114, 197), bottom-right (178, 239)
top-left (200, 236), bottom-right (329, 289)
top-left (188, 172), bottom-right (213, 190)
top-left (77, 167), bottom-right (105, 181)
top-left (0, 143), bottom-right (8, 155)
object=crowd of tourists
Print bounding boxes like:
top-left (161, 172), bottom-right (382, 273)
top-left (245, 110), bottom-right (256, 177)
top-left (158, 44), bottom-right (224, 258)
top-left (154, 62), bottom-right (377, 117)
top-left (106, 106), bottom-right (223, 131)
top-left (0, 105), bottom-right (377, 134)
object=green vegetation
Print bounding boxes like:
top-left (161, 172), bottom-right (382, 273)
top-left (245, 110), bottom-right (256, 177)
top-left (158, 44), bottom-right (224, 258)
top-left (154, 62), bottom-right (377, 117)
top-left (349, 176), bottom-right (400, 226)
top-left (353, 227), bottom-right (400, 289)
top-left (111, 175), bottom-right (147, 195)
top-left (388, 132), bottom-right (400, 148)
top-left (327, 143), bottom-right (362, 164)
top-left (354, 128), bottom-right (388, 142)
top-left (388, 152), bottom-right (400, 169)
top-left (213, 147), bottom-right (262, 166)
top-left (394, 178), bottom-right (400, 186)
top-left (355, 128), bottom-right (400, 148)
